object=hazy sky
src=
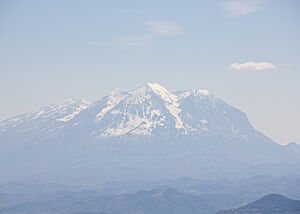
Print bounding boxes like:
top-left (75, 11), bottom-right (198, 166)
top-left (0, 0), bottom-right (299, 145)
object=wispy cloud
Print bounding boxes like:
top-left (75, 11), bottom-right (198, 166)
top-left (118, 35), bottom-right (153, 49)
top-left (223, 0), bottom-right (264, 16)
top-left (229, 61), bottom-right (276, 71)
top-left (147, 21), bottom-right (183, 36)
top-left (119, 21), bottom-right (183, 49)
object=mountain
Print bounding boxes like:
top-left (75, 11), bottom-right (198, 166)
top-left (0, 188), bottom-right (215, 214)
top-left (0, 82), bottom-right (262, 141)
top-left (217, 193), bottom-right (300, 214)
top-left (0, 82), bottom-right (300, 184)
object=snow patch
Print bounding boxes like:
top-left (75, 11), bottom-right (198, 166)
top-left (32, 110), bottom-right (45, 119)
top-left (179, 89), bottom-right (210, 99)
top-left (95, 92), bottom-right (127, 122)
top-left (200, 120), bottom-right (208, 124)
top-left (147, 83), bottom-right (185, 130)
top-left (57, 104), bottom-right (89, 122)
top-left (100, 108), bottom-right (166, 137)
top-left (8, 118), bottom-right (21, 122)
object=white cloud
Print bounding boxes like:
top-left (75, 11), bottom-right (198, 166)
top-left (119, 21), bottom-right (183, 49)
top-left (223, 0), bottom-right (264, 16)
top-left (229, 61), bottom-right (276, 71)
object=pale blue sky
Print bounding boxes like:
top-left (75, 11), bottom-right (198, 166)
top-left (0, 0), bottom-right (299, 144)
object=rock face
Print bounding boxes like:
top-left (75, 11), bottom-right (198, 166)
top-left (0, 83), bottom-right (299, 184)
top-left (216, 193), bottom-right (300, 214)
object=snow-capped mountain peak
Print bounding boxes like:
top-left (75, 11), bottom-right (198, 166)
top-left (87, 83), bottom-right (250, 139)
top-left (0, 83), bottom-right (256, 142)
top-left (145, 82), bottom-right (177, 103)
top-left (128, 82), bottom-right (176, 102)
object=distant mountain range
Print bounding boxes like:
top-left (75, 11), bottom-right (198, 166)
top-left (0, 188), bottom-right (214, 214)
top-left (1, 183), bottom-right (300, 214)
top-left (217, 193), bottom-right (300, 214)
top-left (0, 83), bottom-right (299, 184)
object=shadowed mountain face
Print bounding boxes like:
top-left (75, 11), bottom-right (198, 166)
top-left (217, 194), bottom-right (300, 214)
top-left (0, 188), bottom-right (215, 214)
top-left (0, 83), bottom-right (300, 184)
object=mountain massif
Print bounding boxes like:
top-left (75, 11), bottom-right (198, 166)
top-left (0, 82), bottom-right (259, 141)
top-left (0, 83), bottom-right (299, 184)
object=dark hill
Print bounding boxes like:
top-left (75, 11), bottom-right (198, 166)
top-left (217, 193), bottom-right (300, 214)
